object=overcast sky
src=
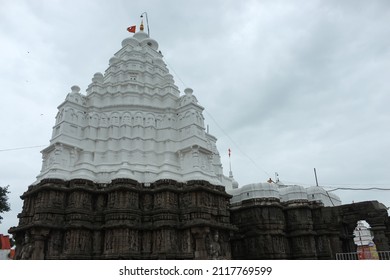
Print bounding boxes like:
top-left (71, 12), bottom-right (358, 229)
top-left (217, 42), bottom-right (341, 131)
top-left (1, 0), bottom-right (390, 234)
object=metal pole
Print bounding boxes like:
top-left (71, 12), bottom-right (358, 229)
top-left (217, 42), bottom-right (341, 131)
top-left (229, 156), bottom-right (232, 173)
top-left (140, 12), bottom-right (150, 36)
top-left (314, 168), bottom-right (319, 186)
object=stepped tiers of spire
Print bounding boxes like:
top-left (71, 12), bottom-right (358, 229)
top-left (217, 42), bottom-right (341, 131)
top-left (37, 30), bottom-right (232, 188)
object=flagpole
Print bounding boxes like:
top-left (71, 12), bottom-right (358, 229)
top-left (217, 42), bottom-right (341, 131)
top-left (228, 149), bottom-right (232, 174)
top-left (140, 12), bottom-right (150, 36)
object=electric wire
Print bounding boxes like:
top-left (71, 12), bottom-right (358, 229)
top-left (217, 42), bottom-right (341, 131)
top-left (0, 145), bottom-right (46, 152)
top-left (327, 187), bottom-right (390, 192)
top-left (162, 57), bottom-right (187, 89)
top-left (204, 109), bottom-right (272, 178)
top-left (163, 55), bottom-right (271, 178)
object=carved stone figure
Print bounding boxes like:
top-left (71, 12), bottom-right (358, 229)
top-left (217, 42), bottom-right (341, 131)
top-left (20, 233), bottom-right (34, 260)
top-left (208, 231), bottom-right (221, 260)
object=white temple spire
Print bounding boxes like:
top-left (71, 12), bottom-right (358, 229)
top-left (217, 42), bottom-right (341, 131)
top-left (35, 31), bottom-right (233, 189)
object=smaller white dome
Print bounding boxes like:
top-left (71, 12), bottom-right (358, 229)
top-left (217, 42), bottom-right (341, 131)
top-left (228, 182), bottom-right (280, 204)
top-left (279, 185), bottom-right (308, 202)
top-left (92, 72), bottom-right (104, 83)
top-left (184, 88), bottom-right (193, 95)
top-left (140, 38), bottom-right (159, 50)
top-left (109, 56), bottom-right (119, 65)
top-left (133, 31), bottom-right (149, 41)
top-left (306, 186), bottom-right (341, 206)
top-left (71, 85), bottom-right (80, 93)
top-left (121, 37), bottom-right (139, 47)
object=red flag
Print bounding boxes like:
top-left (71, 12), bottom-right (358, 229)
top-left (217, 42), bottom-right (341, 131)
top-left (228, 148), bottom-right (231, 157)
top-left (127, 25), bottom-right (136, 33)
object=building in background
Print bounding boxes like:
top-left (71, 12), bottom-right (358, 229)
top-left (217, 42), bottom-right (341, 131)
top-left (0, 234), bottom-right (15, 260)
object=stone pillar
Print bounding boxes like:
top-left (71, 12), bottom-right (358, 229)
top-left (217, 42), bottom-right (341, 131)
top-left (32, 238), bottom-right (46, 260)
top-left (370, 225), bottom-right (390, 251)
top-left (328, 231), bottom-right (343, 259)
top-left (385, 220), bottom-right (390, 251)
top-left (31, 228), bottom-right (50, 260)
top-left (191, 227), bottom-right (210, 259)
top-left (230, 199), bottom-right (286, 259)
top-left (92, 231), bottom-right (103, 257)
top-left (311, 206), bottom-right (345, 260)
top-left (285, 203), bottom-right (317, 259)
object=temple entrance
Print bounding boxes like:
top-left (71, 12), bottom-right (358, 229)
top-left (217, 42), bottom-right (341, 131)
top-left (336, 220), bottom-right (390, 260)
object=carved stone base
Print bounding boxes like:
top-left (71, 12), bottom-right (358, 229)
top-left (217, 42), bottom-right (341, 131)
top-left (10, 178), bottom-right (235, 260)
top-left (230, 199), bottom-right (390, 259)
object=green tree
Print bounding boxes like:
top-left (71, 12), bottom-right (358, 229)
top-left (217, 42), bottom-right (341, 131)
top-left (0, 185), bottom-right (10, 224)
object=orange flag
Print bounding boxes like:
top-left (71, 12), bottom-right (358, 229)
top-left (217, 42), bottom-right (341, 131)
top-left (127, 25), bottom-right (136, 33)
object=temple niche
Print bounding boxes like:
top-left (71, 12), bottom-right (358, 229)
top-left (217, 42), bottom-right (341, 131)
top-left (9, 24), bottom-right (390, 260)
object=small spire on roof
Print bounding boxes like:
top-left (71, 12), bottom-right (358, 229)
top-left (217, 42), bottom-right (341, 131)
top-left (140, 19), bottom-right (144, 31)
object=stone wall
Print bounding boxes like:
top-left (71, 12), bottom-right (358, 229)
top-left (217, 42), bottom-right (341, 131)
top-left (10, 178), bottom-right (235, 260)
top-left (10, 179), bottom-right (390, 260)
top-left (230, 198), bottom-right (287, 259)
top-left (230, 199), bottom-right (390, 259)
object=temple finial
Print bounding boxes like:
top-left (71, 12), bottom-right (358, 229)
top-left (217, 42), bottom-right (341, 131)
top-left (140, 12), bottom-right (150, 35)
top-left (140, 19), bottom-right (144, 31)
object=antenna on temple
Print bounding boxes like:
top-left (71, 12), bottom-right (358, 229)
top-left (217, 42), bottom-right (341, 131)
top-left (140, 12), bottom-right (150, 36)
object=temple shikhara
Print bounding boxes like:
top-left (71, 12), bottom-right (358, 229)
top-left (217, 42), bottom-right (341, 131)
top-left (9, 22), bottom-right (390, 260)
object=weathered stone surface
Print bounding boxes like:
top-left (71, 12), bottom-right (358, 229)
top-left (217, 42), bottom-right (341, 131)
top-left (10, 179), bottom-right (390, 260)
top-left (10, 178), bottom-right (235, 260)
top-left (230, 199), bottom-right (390, 259)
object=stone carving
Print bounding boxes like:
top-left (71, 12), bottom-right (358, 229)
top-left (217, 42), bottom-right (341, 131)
top-left (122, 113), bottom-right (132, 125)
top-left (10, 179), bottom-right (234, 259)
top-left (145, 114), bottom-right (155, 127)
top-left (231, 199), bottom-right (390, 259)
top-left (207, 231), bottom-right (222, 259)
top-left (89, 113), bottom-right (99, 126)
top-left (45, 230), bottom-right (63, 258)
top-left (179, 88), bottom-right (198, 106)
top-left (19, 233), bottom-right (34, 260)
top-left (104, 230), bottom-right (114, 252)
top-left (110, 113), bottom-right (120, 126)
top-left (9, 177), bottom-right (390, 260)
top-left (134, 112), bottom-right (143, 126)
top-left (100, 114), bottom-right (108, 127)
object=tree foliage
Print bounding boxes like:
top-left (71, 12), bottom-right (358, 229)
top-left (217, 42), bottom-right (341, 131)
top-left (0, 185), bottom-right (10, 223)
